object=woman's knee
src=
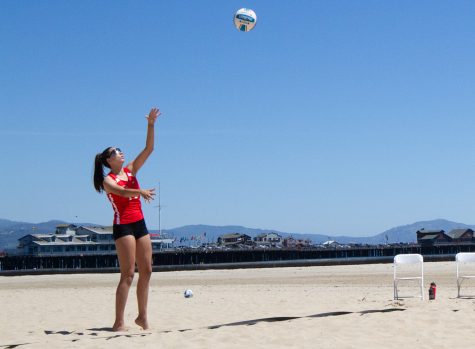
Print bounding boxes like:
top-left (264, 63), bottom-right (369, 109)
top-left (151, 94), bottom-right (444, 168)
top-left (139, 264), bottom-right (152, 279)
top-left (143, 265), bottom-right (153, 277)
top-left (120, 270), bottom-right (135, 286)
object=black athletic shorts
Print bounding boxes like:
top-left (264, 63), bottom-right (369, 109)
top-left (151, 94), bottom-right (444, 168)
top-left (113, 219), bottom-right (149, 241)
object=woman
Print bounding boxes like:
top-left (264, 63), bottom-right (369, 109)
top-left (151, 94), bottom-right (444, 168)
top-left (93, 107), bottom-right (161, 331)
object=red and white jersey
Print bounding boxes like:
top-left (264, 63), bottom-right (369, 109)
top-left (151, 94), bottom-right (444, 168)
top-left (106, 168), bottom-right (144, 225)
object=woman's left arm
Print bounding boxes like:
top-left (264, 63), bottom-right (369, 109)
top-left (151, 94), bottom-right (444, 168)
top-left (127, 107), bottom-right (161, 175)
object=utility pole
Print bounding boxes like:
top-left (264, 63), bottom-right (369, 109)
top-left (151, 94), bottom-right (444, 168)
top-left (154, 182), bottom-right (164, 236)
top-left (158, 182), bottom-right (161, 235)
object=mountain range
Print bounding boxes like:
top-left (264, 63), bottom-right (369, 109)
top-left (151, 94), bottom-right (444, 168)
top-left (1, 217), bottom-right (474, 250)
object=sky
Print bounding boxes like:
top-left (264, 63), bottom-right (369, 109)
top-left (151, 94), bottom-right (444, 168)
top-left (1, 0), bottom-right (475, 237)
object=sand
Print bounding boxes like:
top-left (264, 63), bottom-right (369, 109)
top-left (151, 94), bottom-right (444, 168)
top-left (1, 261), bottom-right (475, 349)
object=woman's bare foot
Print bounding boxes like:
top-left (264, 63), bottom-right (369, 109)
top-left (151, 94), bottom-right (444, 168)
top-left (112, 321), bottom-right (128, 332)
top-left (135, 316), bottom-right (150, 330)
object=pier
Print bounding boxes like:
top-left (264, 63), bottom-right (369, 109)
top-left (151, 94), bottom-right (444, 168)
top-left (2, 243), bottom-right (475, 275)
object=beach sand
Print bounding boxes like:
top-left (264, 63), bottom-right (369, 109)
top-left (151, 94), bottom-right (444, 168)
top-left (1, 261), bottom-right (475, 348)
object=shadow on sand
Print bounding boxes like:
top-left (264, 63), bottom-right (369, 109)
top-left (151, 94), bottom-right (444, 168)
top-left (0, 308), bottom-right (406, 348)
top-left (176, 308), bottom-right (406, 332)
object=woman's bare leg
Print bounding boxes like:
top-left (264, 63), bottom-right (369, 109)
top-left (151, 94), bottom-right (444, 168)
top-left (134, 234), bottom-right (152, 330)
top-left (113, 235), bottom-right (136, 331)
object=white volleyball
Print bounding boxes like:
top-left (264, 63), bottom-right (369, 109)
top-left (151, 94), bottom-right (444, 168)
top-left (234, 8), bottom-right (257, 32)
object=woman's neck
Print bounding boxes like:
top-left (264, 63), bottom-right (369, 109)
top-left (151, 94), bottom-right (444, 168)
top-left (110, 166), bottom-right (123, 175)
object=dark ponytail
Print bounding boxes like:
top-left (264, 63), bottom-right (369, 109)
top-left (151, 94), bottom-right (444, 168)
top-left (93, 147), bottom-right (112, 193)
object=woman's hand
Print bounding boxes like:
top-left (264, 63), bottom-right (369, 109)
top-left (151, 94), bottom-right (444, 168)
top-left (146, 107), bottom-right (161, 126)
top-left (140, 188), bottom-right (156, 203)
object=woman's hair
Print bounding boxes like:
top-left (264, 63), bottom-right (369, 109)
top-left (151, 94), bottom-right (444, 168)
top-left (93, 147), bottom-right (112, 193)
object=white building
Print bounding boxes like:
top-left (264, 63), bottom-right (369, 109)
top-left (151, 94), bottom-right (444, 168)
top-left (253, 233), bottom-right (283, 247)
top-left (17, 224), bottom-right (174, 256)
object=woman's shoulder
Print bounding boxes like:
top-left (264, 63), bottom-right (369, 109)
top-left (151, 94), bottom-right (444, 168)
top-left (105, 171), bottom-right (124, 184)
top-left (124, 167), bottom-right (136, 177)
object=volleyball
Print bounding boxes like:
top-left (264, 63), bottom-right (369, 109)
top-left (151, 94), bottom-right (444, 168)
top-left (184, 289), bottom-right (194, 298)
top-left (234, 8), bottom-right (257, 32)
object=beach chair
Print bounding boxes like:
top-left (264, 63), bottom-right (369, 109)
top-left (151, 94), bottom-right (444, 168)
top-left (456, 252), bottom-right (475, 298)
top-left (393, 254), bottom-right (424, 300)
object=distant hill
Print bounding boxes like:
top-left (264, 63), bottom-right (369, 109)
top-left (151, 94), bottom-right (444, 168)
top-left (319, 219), bottom-right (475, 245)
top-left (0, 218), bottom-right (30, 229)
top-left (1, 218), bottom-right (474, 250)
top-left (369, 219), bottom-right (475, 244)
top-left (161, 219), bottom-right (475, 245)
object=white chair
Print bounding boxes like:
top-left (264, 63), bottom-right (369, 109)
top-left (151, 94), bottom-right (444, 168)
top-left (393, 254), bottom-right (424, 300)
top-left (456, 252), bottom-right (475, 298)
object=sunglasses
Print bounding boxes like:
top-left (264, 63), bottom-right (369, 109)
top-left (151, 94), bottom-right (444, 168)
top-left (107, 147), bottom-right (122, 158)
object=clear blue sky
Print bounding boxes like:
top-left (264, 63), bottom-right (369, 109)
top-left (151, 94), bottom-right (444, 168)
top-left (1, 1), bottom-right (475, 236)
